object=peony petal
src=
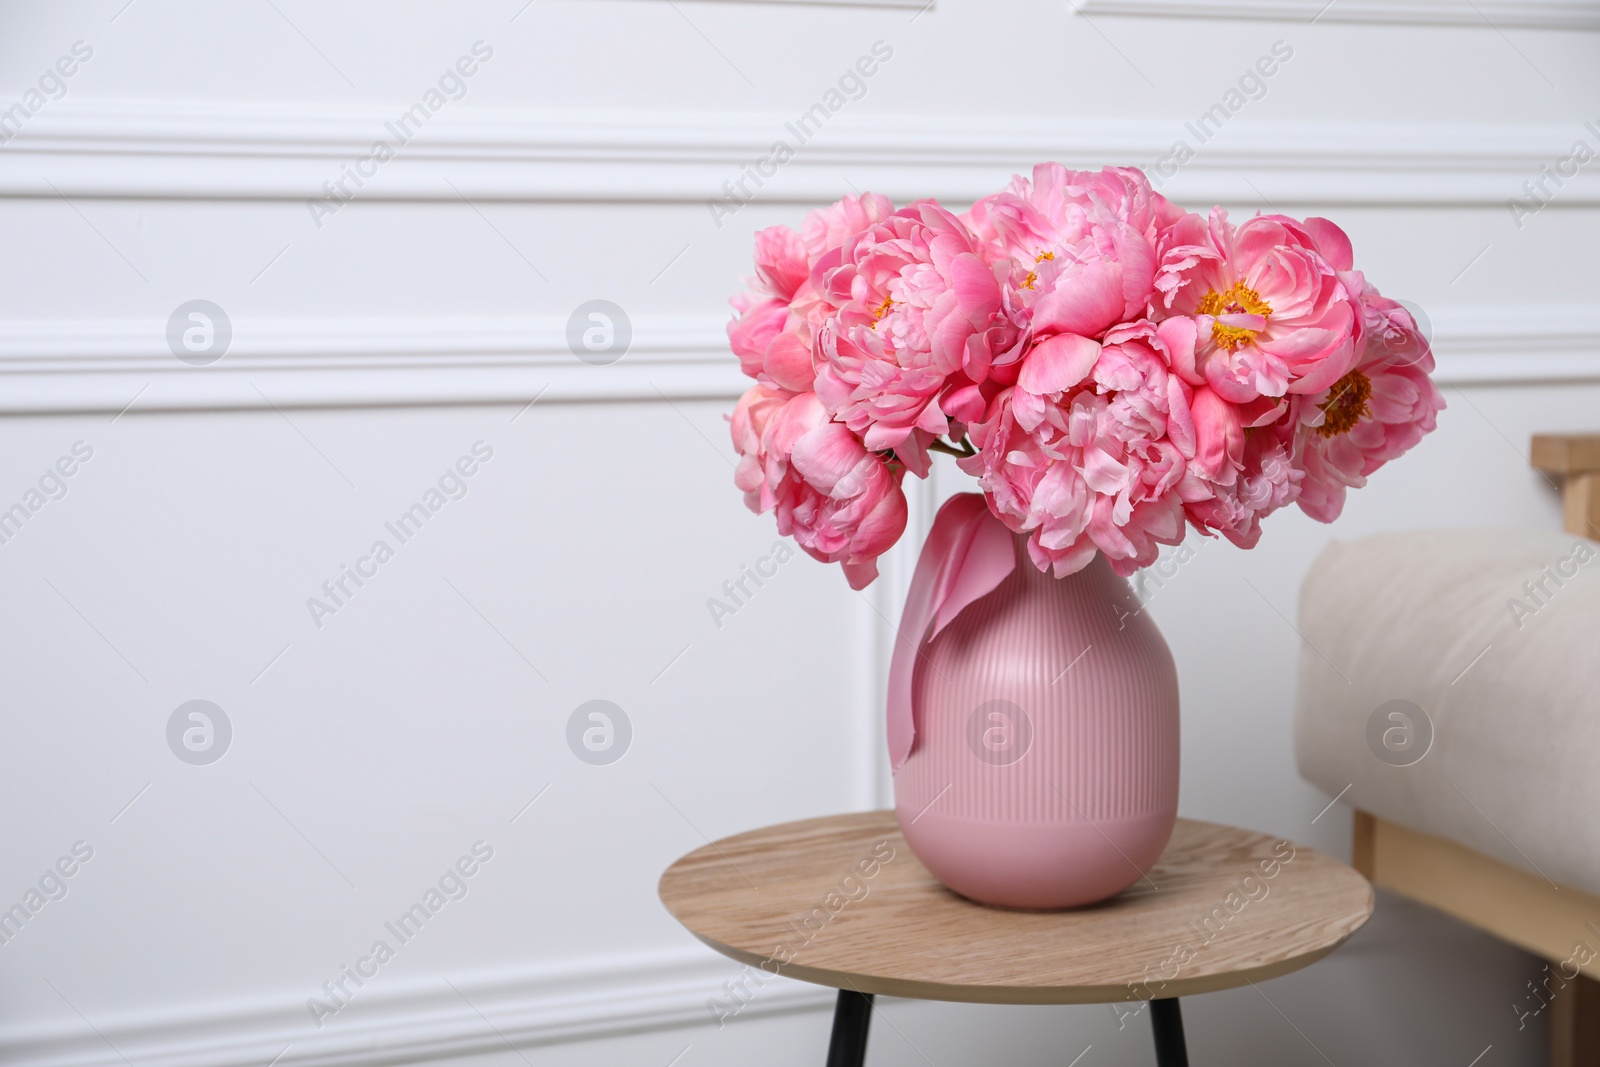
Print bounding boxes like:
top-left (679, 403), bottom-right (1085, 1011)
top-left (1238, 395), bottom-right (1288, 429)
top-left (895, 430), bottom-right (932, 479)
top-left (1030, 531), bottom-right (1098, 577)
top-left (752, 225), bottom-right (810, 300)
top-left (841, 558), bottom-right (880, 590)
top-left (763, 331), bottom-right (817, 393)
top-left (1156, 316), bottom-right (1203, 385)
top-left (1165, 376), bottom-right (1196, 457)
top-left (764, 392), bottom-right (828, 457)
top-left (1081, 445), bottom-right (1129, 494)
top-left (948, 251), bottom-right (1001, 320)
top-left (1302, 217), bottom-right (1354, 271)
top-left (941, 382), bottom-right (987, 424)
top-left (1204, 358), bottom-right (1273, 404)
top-left (1031, 260), bottom-right (1124, 338)
top-left (790, 422), bottom-right (866, 491)
top-left (1017, 334), bottom-right (1102, 395)
top-left (861, 420), bottom-right (911, 453)
top-left (1215, 312), bottom-right (1267, 331)
top-left (848, 477), bottom-right (908, 559)
top-left (1190, 386), bottom-right (1244, 484)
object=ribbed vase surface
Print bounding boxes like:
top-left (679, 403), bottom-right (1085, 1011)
top-left (893, 536), bottom-right (1180, 909)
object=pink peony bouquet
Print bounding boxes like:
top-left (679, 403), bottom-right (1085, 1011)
top-left (727, 164), bottom-right (1444, 589)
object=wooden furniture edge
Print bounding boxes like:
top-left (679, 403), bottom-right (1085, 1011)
top-left (661, 813), bottom-right (1374, 1006)
top-left (1351, 809), bottom-right (1376, 879)
top-left (1354, 809), bottom-right (1600, 1064)
top-left (1531, 434), bottom-right (1600, 476)
top-left (1532, 434), bottom-right (1600, 540)
top-left (1354, 809), bottom-right (1600, 980)
top-left (683, 929), bottom-right (1355, 1005)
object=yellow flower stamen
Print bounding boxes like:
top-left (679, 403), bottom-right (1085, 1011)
top-left (1316, 370), bottom-right (1372, 438)
top-left (1196, 281), bottom-right (1272, 351)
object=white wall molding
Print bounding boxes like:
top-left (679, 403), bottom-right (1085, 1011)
top-left (0, 314), bottom-right (745, 413)
top-left (1432, 305), bottom-right (1600, 385)
top-left (0, 306), bottom-right (1594, 415)
top-left (0, 949), bottom-right (829, 1067)
top-left (1075, 0), bottom-right (1600, 31)
top-left (3, 100), bottom-right (1598, 208)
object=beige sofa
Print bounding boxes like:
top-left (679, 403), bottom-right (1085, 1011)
top-left (1294, 435), bottom-right (1600, 1066)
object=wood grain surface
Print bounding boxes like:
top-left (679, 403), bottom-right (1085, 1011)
top-left (1532, 434), bottom-right (1600, 475)
top-left (1532, 434), bottom-right (1600, 539)
top-left (659, 811), bottom-right (1373, 1004)
top-left (1357, 811), bottom-right (1600, 983)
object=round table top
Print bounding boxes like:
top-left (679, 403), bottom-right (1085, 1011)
top-left (659, 811), bottom-right (1373, 1004)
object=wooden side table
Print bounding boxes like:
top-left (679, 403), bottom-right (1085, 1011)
top-left (660, 811), bottom-right (1372, 1066)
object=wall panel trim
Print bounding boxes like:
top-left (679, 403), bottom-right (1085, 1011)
top-left (0, 315), bottom-right (744, 413)
top-left (1075, 0), bottom-right (1600, 31)
top-left (0, 950), bottom-right (827, 1067)
top-left (4, 100), bottom-right (1598, 208)
top-left (0, 306), bottom-right (1595, 414)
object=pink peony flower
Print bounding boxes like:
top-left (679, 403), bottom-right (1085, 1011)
top-left (1155, 209), bottom-right (1361, 404)
top-left (727, 291), bottom-right (791, 386)
top-left (1184, 421), bottom-right (1303, 548)
top-left (958, 385), bottom-right (1096, 575)
top-left (1186, 381), bottom-right (1289, 489)
top-left (811, 201), bottom-right (1020, 476)
top-left (751, 225), bottom-right (810, 302)
top-left (726, 196), bottom-right (897, 393)
top-left (723, 168), bottom-right (1442, 589)
top-left (726, 226), bottom-right (814, 392)
top-left (1291, 288), bottom-right (1445, 522)
top-left (967, 164), bottom-right (1183, 273)
top-left (801, 192), bottom-right (896, 261)
top-left (730, 382), bottom-right (797, 513)
top-left (967, 164), bottom-right (1185, 346)
top-left (959, 320), bottom-right (1197, 577)
top-left (729, 385), bottom-right (907, 589)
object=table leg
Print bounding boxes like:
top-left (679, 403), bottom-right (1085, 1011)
top-left (1149, 997), bottom-right (1189, 1067)
top-left (825, 989), bottom-right (874, 1067)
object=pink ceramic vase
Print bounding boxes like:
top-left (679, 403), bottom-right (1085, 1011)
top-left (892, 526), bottom-right (1180, 910)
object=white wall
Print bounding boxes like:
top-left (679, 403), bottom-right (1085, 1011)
top-left (0, 1), bottom-right (1595, 1064)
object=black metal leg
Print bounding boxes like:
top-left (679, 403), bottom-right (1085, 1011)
top-left (1149, 997), bottom-right (1189, 1067)
top-left (825, 989), bottom-right (874, 1067)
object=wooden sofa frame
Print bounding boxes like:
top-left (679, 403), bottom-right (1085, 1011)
top-left (1350, 434), bottom-right (1600, 1066)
